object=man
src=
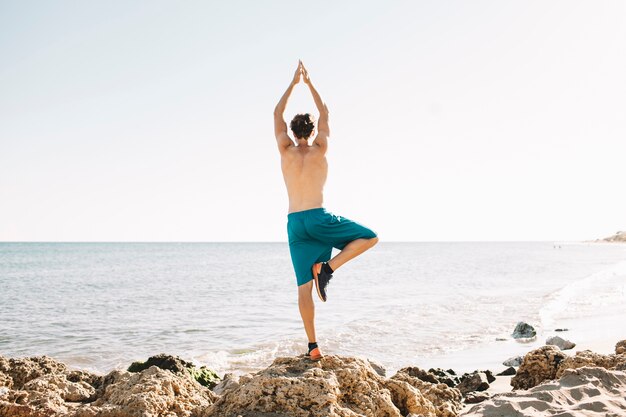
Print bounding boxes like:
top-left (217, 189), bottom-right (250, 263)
top-left (273, 61), bottom-right (379, 360)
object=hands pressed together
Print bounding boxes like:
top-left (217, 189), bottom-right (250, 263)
top-left (292, 60), bottom-right (311, 86)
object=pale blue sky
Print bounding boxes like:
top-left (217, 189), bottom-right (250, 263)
top-left (1, 1), bottom-right (625, 241)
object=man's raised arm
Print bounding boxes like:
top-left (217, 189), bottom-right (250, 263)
top-left (273, 62), bottom-right (302, 152)
top-left (301, 63), bottom-right (329, 150)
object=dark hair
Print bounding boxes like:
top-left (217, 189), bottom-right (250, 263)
top-left (290, 113), bottom-right (316, 139)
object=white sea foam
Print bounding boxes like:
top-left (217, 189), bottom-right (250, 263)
top-left (540, 260), bottom-right (626, 329)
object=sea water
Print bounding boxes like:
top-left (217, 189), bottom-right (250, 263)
top-left (1, 242), bottom-right (625, 376)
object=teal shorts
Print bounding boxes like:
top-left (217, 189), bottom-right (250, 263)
top-left (287, 208), bottom-right (377, 286)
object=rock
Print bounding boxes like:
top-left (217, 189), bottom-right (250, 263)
top-left (554, 328), bottom-right (568, 332)
top-left (368, 359), bottom-right (387, 377)
top-left (546, 335), bottom-right (576, 350)
top-left (397, 367), bottom-right (461, 388)
top-left (616, 340), bottom-right (626, 355)
top-left (483, 370), bottom-right (495, 383)
top-left (497, 367), bottom-right (516, 376)
top-left (89, 365), bottom-right (216, 417)
top-left (401, 367), bottom-right (439, 384)
top-left (128, 354), bottom-right (220, 388)
top-left (495, 337), bottom-right (508, 341)
top-left (0, 354), bottom-right (217, 417)
top-left (427, 368), bottom-right (461, 388)
top-left (511, 345), bottom-right (567, 389)
top-left (511, 322), bottom-right (536, 339)
top-left (392, 369), bottom-right (463, 417)
top-left (464, 391), bottom-right (490, 404)
top-left (0, 355), bottom-right (69, 389)
top-left (197, 355), bottom-right (462, 417)
top-left (211, 373), bottom-right (240, 396)
top-left (555, 349), bottom-right (626, 378)
top-left (464, 366), bottom-right (626, 416)
top-left (503, 355), bottom-right (523, 367)
top-left (457, 372), bottom-right (489, 395)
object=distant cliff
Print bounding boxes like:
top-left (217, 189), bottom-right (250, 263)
top-left (600, 231), bottom-right (626, 242)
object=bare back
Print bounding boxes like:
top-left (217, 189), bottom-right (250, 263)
top-left (281, 144), bottom-right (328, 213)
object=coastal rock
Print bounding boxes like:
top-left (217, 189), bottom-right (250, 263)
top-left (0, 355), bottom-right (217, 417)
top-left (399, 367), bottom-right (439, 384)
top-left (502, 356), bottom-right (523, 367)
top-left (87, 365), bottom-right (217, 417)
top-left (128, 353), bottom-right (221, 389)
top-left (464, 391), bottom-right (490, 404)
top-left (556, 349), bottom-right (626, 378)
top-left (0, 372), bottom-right (12, 389)
top-left (391, 369), bottom-right (462, 417)
top-left (0, 355), bottom-right (69, 389)
top-left (496, 367), bottom-right (516, 376)
top-left (546, 335), bottom-right (576, 350)
top-left (511, 345), bottom-right (567, 389)
top-left (197, 355), bottom-right (462, 417)
top-left (427, 368), bottom-right (460, 388)
top-left (396, 367), bottom-right (460, 388)
top-left (511, 322), bottom-right (536, 339)
top-left (368, 359), bottom-right (387, 377)
top-left (464, 366), bottom-right (626, 417)
top-left (616, 340), bottom-right (626, 355)
top-left (483, 370), bottom-right (495, 383)
top-left (456, 372), bottom-right (489, 395)
top-left (211, 373), bottom-right (240, 396)
top-left (601, 230), bottom-right (626, 242)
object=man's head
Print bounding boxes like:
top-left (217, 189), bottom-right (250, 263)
top-left (290, 113), bottom-right (316, 140)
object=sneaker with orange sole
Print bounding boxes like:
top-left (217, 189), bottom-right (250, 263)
top-left (308, 346), bottom-right (323, 361)
top-left (312, 262), bottom-right (333, 302)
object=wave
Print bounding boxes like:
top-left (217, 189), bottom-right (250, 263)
top-left (539, 260), bottom-right (626, 328)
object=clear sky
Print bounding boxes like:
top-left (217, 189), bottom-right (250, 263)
top-left (1, 1), bottom-right (625, 242)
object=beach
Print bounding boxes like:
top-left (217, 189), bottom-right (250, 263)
top-left (1, 339), bottom-right (626, 416)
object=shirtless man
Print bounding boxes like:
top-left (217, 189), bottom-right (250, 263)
top-left (273, 61), bottom-right (378, 360)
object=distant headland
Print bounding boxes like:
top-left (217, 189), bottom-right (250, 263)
top-left (597, 231), bottom-right (626, 243)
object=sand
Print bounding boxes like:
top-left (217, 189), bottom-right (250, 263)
top-left (462, 366), bottom-right (626, 416)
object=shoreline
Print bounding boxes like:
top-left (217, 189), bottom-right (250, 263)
top-left (2, 337), bottom-right (625, 417)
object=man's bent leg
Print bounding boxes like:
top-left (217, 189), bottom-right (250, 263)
top-left (328, 237), bottom-right (378, 272)
top-left (298, 280), bottom-right (316, 343)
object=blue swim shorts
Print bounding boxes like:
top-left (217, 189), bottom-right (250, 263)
top-left (287, 208), bottom-right (377, 286)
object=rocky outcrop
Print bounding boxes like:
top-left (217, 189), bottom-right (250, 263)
top-left (616, 340), bottom-right (626, 355)
top-left (546, 335), bottom-right (576, 350)
top-left (400, 367), bottom-right (464, 387)
top-left (391, 368), bottom-right (462, 417)
top-left (464, 367), bottom-right (626, 417)
top-left (555, 349), bottom-right (626, 378)
top-left (464, 391), bottom-right (489, 404)
top-left (511, 322), bottom-right (536, 339)
top-left (496, 367), bottom-right (516, 376)
top-left (546, 335), bottom-right (575, 350)
top-left (88, 366), bottom-right (216, 417)
top-left (456, 373), bottom-right (489, 395)
top-left (511, 344), bottom-right (626, 390)
top-left (0, 355), bottom-right (217, 417)
top-left (502, 355), bottom-right (522, 367)
top-left (197, 355), bottom-right (462, 417)
top-left (128, 354), bottom-right (220, 389)
top-left (600, 231), bottom-right (626, 242)
top-left (510, 345), bottom-right (567, 389)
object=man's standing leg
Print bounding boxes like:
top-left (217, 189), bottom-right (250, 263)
top-left (297, 281), bottom-right (316, 343)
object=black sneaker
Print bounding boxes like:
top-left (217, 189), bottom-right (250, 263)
top-left (312, 262), bottom-right (333, 302)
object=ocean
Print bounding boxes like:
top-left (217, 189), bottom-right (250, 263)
top-left (1, 242), bottom-right (625, 376)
